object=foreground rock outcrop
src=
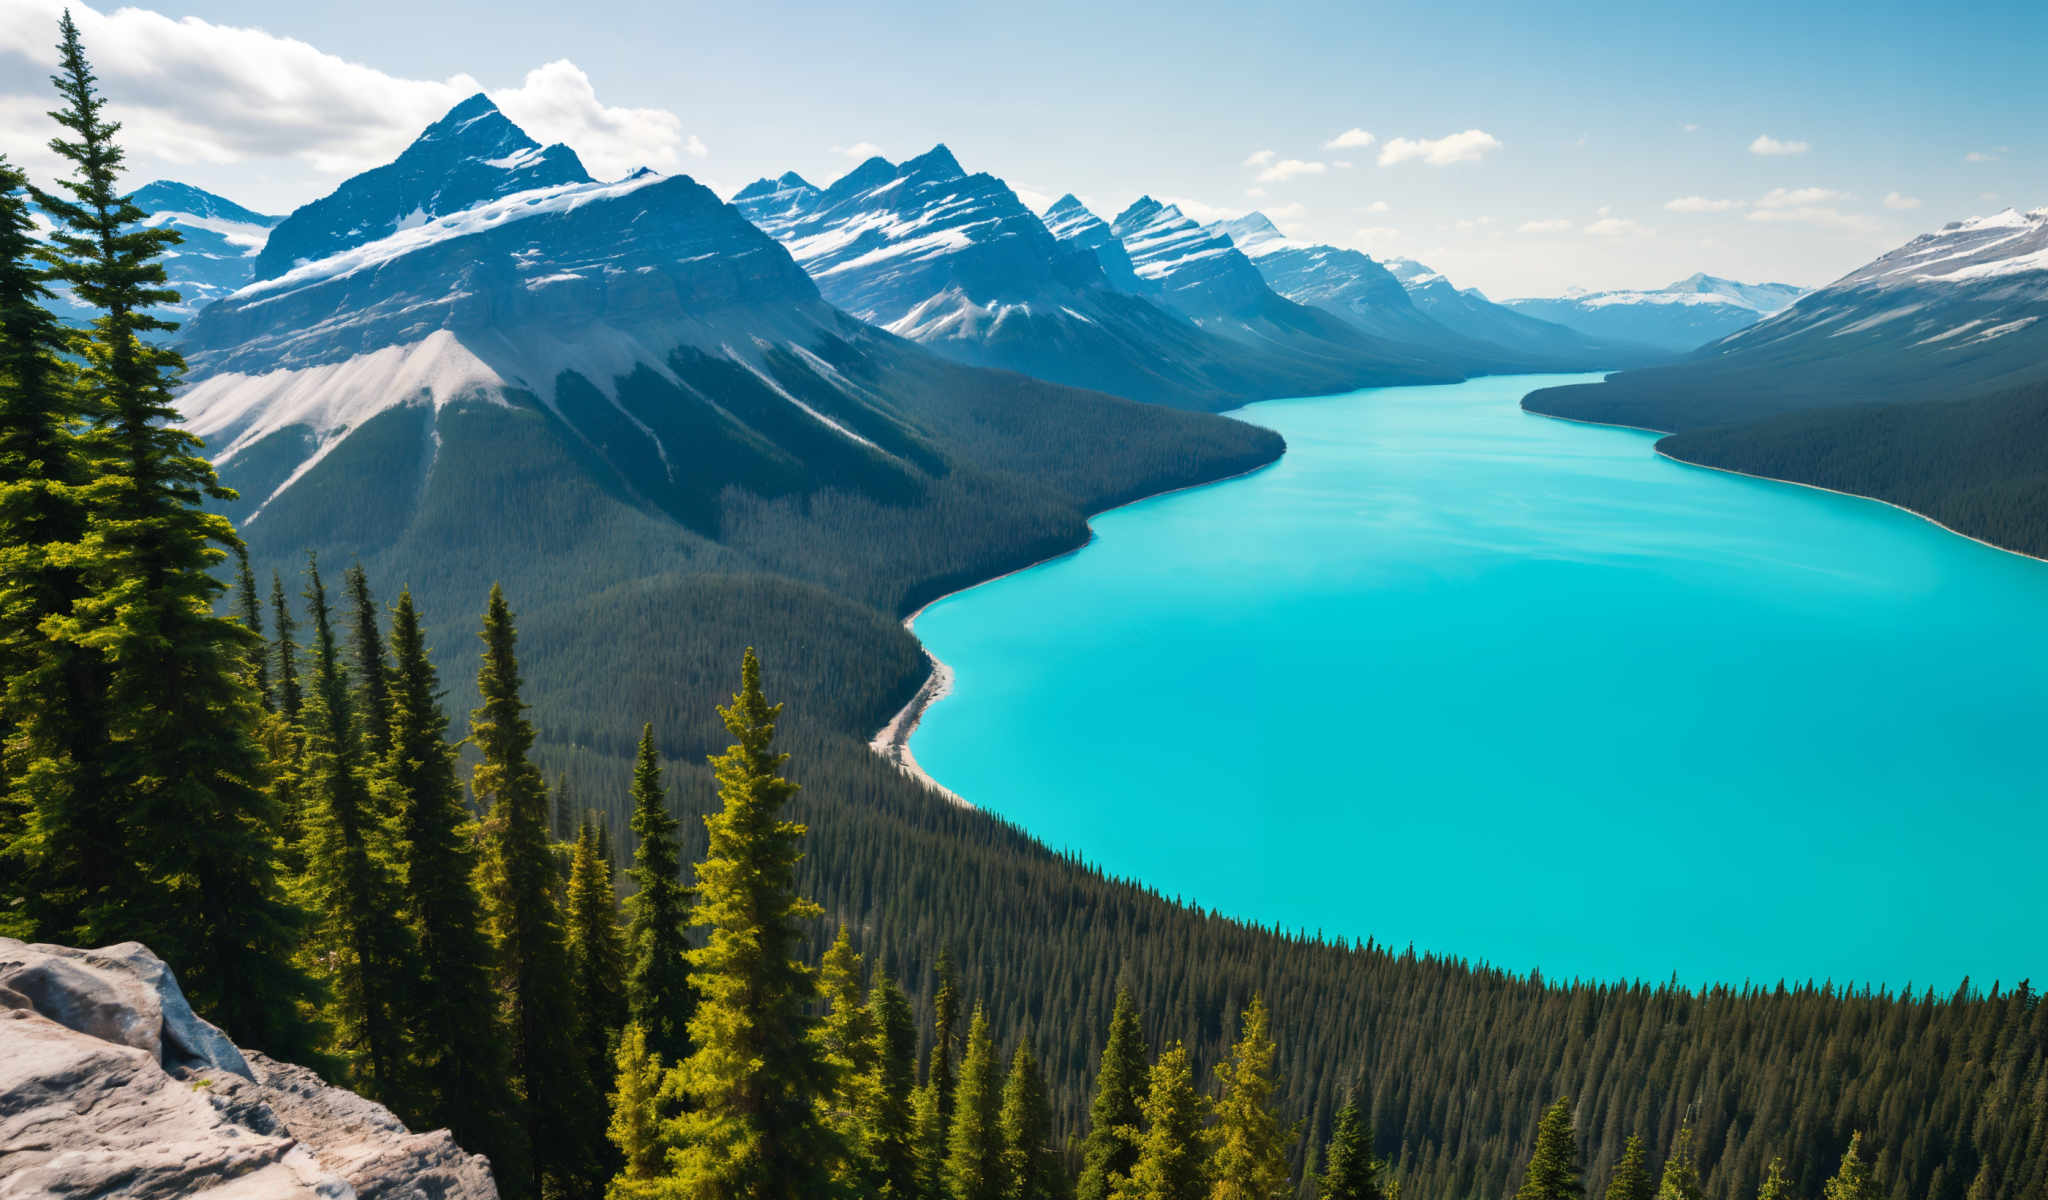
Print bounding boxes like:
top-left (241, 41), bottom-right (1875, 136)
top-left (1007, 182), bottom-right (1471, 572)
top-left (0, 938), bottom-right (496, 1199)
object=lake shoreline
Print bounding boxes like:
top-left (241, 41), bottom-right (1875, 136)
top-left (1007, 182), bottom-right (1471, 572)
top-left (1520, 401), bottom-right (2048, 567)
top-left (868, 456), bottom-right (1284, 801)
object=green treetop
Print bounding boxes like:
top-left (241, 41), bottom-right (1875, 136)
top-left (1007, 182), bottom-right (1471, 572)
top-left (1604, 1134), bottom-right (1652, 1200)
top-left (1112, 1042), bottom-right (1210, 1200)
top-left (623, 722), bottom-right (693, 1063)
top-left (568, 816), bottom-right (630, 1094)
top-left (1317, 1095), bottom-right (1384, 1200)
top-left (1078, 987), bottom-right (1151, 1200)
top-left (1755, 1157), bottom-right (1794, 1200)
top-left (1208, 994), bottom-right (1295, 1200)
top-left (1000, 1038), bottom-right (1063, 1200)
top-left (662, 648), bottom-right (840, 1199)
top-left (860, 972), bottom-right (921, 1200)
top-left (1515, 1099), bottom-right (1581, 1200)
top-left (1822, 1134), bottom-right (1878, 1200)
top-left (945, 1005), bottom-right (1007, 1200)
top-left (472, 584), bottom-right (599, 1199)
top-left (343, 564), bottom-right (391, 762)
top-left (381, 588), bottom-right (524, 1187)
top-left (1654, 1126), bottom-right (1703, 1200)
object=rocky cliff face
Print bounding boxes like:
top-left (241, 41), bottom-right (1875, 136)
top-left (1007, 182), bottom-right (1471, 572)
top-left (0, 938), bottom-right (497, 1200)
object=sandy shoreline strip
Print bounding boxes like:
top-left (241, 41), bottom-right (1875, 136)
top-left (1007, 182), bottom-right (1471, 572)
top-left (1523, 403), bottom-right (2048, 567)
top-left (867, 458), bottom-right (1281, 805)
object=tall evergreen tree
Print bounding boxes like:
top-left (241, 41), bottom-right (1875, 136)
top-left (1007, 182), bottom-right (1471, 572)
top-left (32, 11), bottom-right (308, 1052)
top-left (930, 947), bottom-right (963, 1129)
top-left (1113, 1043), bottom-right (1209, 1200)
top-left (1822, 1134), bottom-right (1877, 1200)
top-left (232, 545), bottom-right (268, 706)
top-left (819, 923), bottom-right (880, 1168)
top-left (1079, 988), bottom-right (1152, 1200)
top-left (606, 1021), bottom-right (667, 1200)
top-left (1317, 1095), bottom-right (1383, 1200)
top-left (270, 569), bottom-right (302, 719)
top-left (343, 563), bottom-right (391, 762)
top-left (912, 1072), bottom-right (950, 1200)
top-left (1000, 1039), bottom-right (1062, 1200)
top-left (296, 556), bottom-right (415, 1104)
top-left (1208, 995), bottom-right (1294, 1200)
top-left (862, 972), bottom-right (921, 1200)
top-left (662, 648), bottom-right (840, 1198)
top-left (381, 588), bottom-right (524, 1188)
top-left (472, 584), bottom-right (599, 1199)
top-left (0, 148), bottom-right (99, 943)
top-left (1605, 1134), bottom-right (1652, 1200)
top-left (1654, 1127), bottom-right (1702, 1200)
top-left (1755, 1158), bottom-right (1794, 1200)
top-left (623, 722), bottom-right (693, 1063)
top-left (946, 1005), bottom-right (1008, 1200)
top-left (567, 817), bottom-right (630, 1092)
top-left (1515, 1100), bottom-right (1581, 1200)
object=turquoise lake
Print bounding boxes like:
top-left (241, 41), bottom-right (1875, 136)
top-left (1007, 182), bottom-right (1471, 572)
top-left (907, 374), bottom-right (2048, 991)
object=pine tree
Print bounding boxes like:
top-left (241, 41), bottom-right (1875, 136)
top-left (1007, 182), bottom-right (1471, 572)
top-left (232, 546), bottom-right (269, 706)
top-left (472, 584), bottom-right (599, 1199)
top-left (33, 11), bottom-right (309, 1052)
top-left (912, 1074), bottom-right (950, 1200)
top-left (819, 923), bottom-right (880, 1166)
top-left (662, 648), bottom-right (840, 1198)
top-left (1822, 1134), bottom-right (1877, 1200)
top-left (1000, 1039), bottom-right (1062, 1200)
top-left (623, 722), bottom-right (693, 1063)
top-left (606, 1021), bottom-right (667, 1200)
top-left (343, 563), bottom-right (391, 762)
top-left (1079, 988), bottom-right (1152, 1200)
top-left (946, 1005), bottom-right (1008, 1200)
top-left (381, 588), bottom-right (524, 1188)
top-left (0, 148), bottom-right (99, 943)
top-left (1318, 1096), bottom-right (1383, 1200)
top-left (295, 556), bottom-right (415, 1104)
top-left (1605, 1134), bottom-right (1651, 1200)
top-left (931, 947), bottom-right (963, 1131)
top-left (1208, 995), bottom-right (1294, 1200)
top-left (270, 569), bottom-right (302, 719)
top-left (1654, 1126), bottom-right (1702, 1200)
top-left (862, 972), bottom-right (921, 1200)
top-left (568, 817), bottom-right (630, 1093)
top-left (1756, 1157), bottom-right (1794, 1200)
top-left (1515, 1099), bottom-right (1581, 1200)
top-left (1112, 1043), bottom-right (1209, 1200)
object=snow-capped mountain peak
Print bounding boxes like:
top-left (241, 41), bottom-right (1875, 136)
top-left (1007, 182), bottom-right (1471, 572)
top-left (1832, 204), bottom-right (2048, 290)
top-left (250, 94), bottom-right (590, 282)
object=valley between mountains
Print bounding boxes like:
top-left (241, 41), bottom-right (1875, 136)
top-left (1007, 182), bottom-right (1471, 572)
top-left (15, 69), bottom-right (2048, 1200)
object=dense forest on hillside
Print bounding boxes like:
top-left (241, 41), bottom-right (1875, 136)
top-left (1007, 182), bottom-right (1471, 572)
top-left (1656, 380), bottom-right (2048, 559)
top-left (3, 20), bottom-right (2045, 1200)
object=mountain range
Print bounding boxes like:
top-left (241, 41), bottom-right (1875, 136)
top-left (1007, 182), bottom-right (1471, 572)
top-left (732, 149), bottom-right (1462, 409)
top-left (1503, 273), bottom-right (1807, 352)
top-left (1525, 206), bottom-right (2048, 556)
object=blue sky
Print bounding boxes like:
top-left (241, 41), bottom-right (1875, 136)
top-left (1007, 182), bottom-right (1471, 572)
top-left (1, 0), bottom-right (2041, 294)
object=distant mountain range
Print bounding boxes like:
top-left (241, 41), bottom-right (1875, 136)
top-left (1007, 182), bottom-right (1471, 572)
top-left (730, 150), bottom-right (1461, 409)
top-left (1525, 206), bottom-right (2048, 557)
top-left (35, 179), bottom-right (278, 325)
top-left (1503, 273), bottom-right (1807, 352)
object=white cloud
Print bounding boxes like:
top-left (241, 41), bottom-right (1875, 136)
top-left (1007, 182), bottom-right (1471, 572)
top-left (1324, 128), bottom-right (1376, 150)
top-left (0, 0), bottom-right (706, 188)
top-left (1378, 129), bottom-right (1501, 166)
top-left (1518, 218), bottom-right (1573, 233)
top-left (1256, 158), bottom-right (1328, 183)
top-left (1749, 135), bottom-right (1810, 156)
top-left (1333, 160), bottom-right (1354, 169)
top-left (1756, 186), bottom-right (1847, 209)
top-left (1665, 195), bottom-right (1741, 213)
top-left (1264, 202), bottom-right (1306, 222)
top-left (1682, 123), bottom-right (1700, 133)
top-left (1243, 148), bottom-right (1277, 167)
top-left (1245, 187), bottom-right (1267, 198)
top-left (1963, 148), bottom-right (2006, 163)
top-left (831, 141), bottom-right (885, 159)
top-left (1363, 200), bottom-right (1391, 214)
top-left (1012, 185), bottom-right (1054, 213)
top-left (1745, 203), bottom-right (1875, 231)
top-left (1353, 225), bottom-right (1398, 242)
top-left (1584, 216), bottom-right (1650, 237)
top-left (1883, 191), bottom-right (1921, 210)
